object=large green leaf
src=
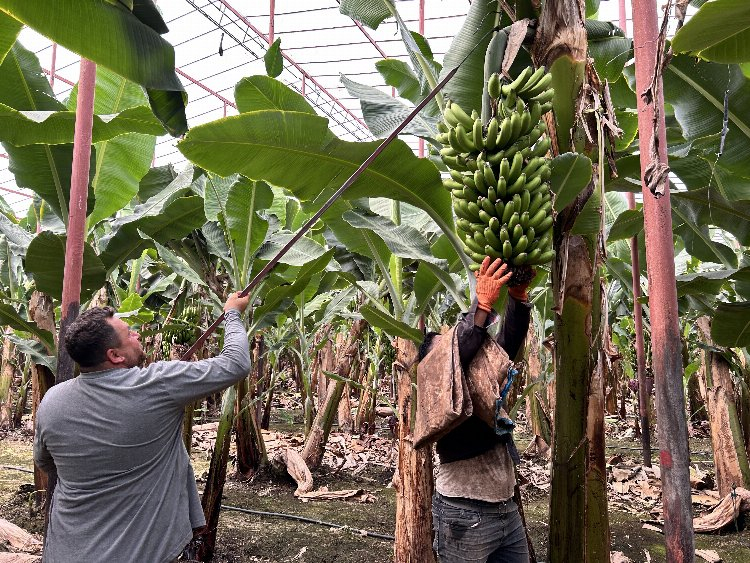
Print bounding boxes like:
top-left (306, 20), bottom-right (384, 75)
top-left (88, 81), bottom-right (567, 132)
top-left (177, 107), bottom-right (459, 257)
top-left (711, 301), bottom-right (750, 347)
top-left (264, 38), bottom-right (283, 78)
top-left (256, 232), bottom-right (327, 267)
top-left (376, 59), bottom-right (422, 105)
top-left (342, 209), bottom-right (446, 267)
top-left (225, 178), bottom-right (273, 282)
top-left (138, 164), bottom-right (177, 201)
top-left (153, 241), bottom-right (206, 288)
top-left (671, 142), bottom-right (750, 202)
top-left (0, 10), bottom-right (20, 65)
top-left (676, 267), bottom-right (750, 297)
top-left (439, 0), bottom-right (499, 116)
top-left (585, 21), bottom-right (631, 83)
top-left (673, 188), bottom-right (750, 246)
top-left (0, 104), bottom-right (163, 146)
top-left (550, 153), bottom-right (593, 211)
top-left (138, 195), bottom-right (206, 243)
top-left (607, 209), bottom-right (644, 242)
top-left (341, 75), bottom-right (436, 137)
top-left (0, 43), bottom-right (94, 222)
top-left (0, 213), bottom-right (32, 256)
top-left (414, 234), bottom-right (467, 315)
top-left (339, 0), bottom-right (391, 29)
top-left (0, 303), bottom-right (55, 350)
top-left (235, 75), bottom-right (318, 116)
top-left (8, 334), bottom-right (56, 370)
top-left (25, 231), bottom-right (106, 301)
top-left (359, 303), bottom-right (422, 343)
top-left (662, 54), bottom-right (750, 178)
top-left (0, 0), bottom-right (187, 136)
top-left (671, 0), bottom-right (750, 63)
top-left (70, 68), bottom-right (157, 226)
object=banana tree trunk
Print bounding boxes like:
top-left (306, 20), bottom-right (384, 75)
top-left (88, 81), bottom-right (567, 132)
top-left (697, 318), bottom-right (750, 496)
top-left (533, 1), bottom-right (609, 560)
top-left (302, 320), bottom-right (366, 469)
top-left (631, 0), bottom-right (695, 558)
top-left (235, 372), bottom-right (267, 477)
top-left (198, 385), bottom-right (236, 562)
top-left (251, 334), bottom-right (267, 422)
top-left (356, 355), bottom-right (375, 433)
top-left (30, 291), bottom-right (55, 509)
top-left (12, 362), bottom-right (29, 429)
top-left (393, 336), bottom-right (434, 563)
top-left (0, 332), bottom-right (14, 427)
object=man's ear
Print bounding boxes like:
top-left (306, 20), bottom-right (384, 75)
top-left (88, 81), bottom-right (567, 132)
top-left (105, 347), bottom-right (126, 365)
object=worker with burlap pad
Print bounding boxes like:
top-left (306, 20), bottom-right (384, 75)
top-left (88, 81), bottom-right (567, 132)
top-left (416, 256), bottom-right (533, 563)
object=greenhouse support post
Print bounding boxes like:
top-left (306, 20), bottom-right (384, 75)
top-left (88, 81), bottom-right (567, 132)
top-left (631, 1), bottom-right (694, 560)
top-left (57, 59), bottom-right (97, 384)
top-left (619, 0), bottom-right (651, 471)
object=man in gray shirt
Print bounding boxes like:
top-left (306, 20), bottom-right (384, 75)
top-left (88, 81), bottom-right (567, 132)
top-left (34, 292), bottom-right (251, 563)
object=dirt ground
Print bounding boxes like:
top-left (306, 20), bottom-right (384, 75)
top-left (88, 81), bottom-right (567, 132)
top-left (2, 412), bottom-right (749, 563)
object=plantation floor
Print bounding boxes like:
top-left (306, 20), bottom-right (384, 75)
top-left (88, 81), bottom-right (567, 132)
top-left (1, 417), bottom-right (749, 562)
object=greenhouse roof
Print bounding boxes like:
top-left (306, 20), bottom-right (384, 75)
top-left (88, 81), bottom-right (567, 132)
top-left (0, 0), bottom-right (662, 215)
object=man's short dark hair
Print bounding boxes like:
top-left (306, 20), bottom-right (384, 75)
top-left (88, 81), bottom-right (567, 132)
top-left (64, 307), bottom-right (120, 368)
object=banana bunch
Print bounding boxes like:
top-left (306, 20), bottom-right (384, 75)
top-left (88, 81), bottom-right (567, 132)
top-left (435, 66), bottom-right (556, 273)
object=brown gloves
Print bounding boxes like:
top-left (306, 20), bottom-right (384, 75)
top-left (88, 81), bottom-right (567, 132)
top-left (475, 257), bottom-right (513, 312)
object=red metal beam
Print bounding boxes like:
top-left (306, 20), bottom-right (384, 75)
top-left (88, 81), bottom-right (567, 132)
top-left (632, 0), bottom-right (694, 559)
top-left (216, 0), bottom-right (368, 130)
top-left (50, 43), bottom-right (57, 88)
top-left (41, 69), bottom-right (75, 87)
top-left (0, 184), bottom-right (32, 199)
top-left (57, 59), bottom-right (97, 384)
top-left (175, 68), bottom-right (237, 109)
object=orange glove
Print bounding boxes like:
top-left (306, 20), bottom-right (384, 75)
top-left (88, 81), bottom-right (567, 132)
top-left (475, 257), bottom-right (512, 312)
top-left (507, 268), bottom-right (537, 302)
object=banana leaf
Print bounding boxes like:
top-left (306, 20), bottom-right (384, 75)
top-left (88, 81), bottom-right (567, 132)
top-left (711, 301), bottom-right (750, 347)
top-left (25, 231), bottom-right (106, 301)
top-left (0, 303), bottom-right (55, 350)
top-left (414, 234), bottom-right (468, 315)
top-left (338, 0), bottom-right (391, 29)
top-left (235, 75), bottom-right (320, 117)
top-left (359, 303), bottom-right (422, 343)
top-left (439, 0), bottom-right (499, 116)
top-left (0, 43), bottom-right (94, 222)
top-left (264, 38), bottom-right (283, 78)
top-left (138, 164), bottom-right (178, 201)
top-left (607, 209), bottom-right (644, 242)
top-left (0, 213), bottom-right (32, 256)
top-left (585, 21), bottom-right (631, 83)
top-left (671, 0), bottom-right (750, 64)
top-left (0, 10), bottom-right (20, 65)
top-left (68, 68), bottom-right (158, 226)
top-left (0, 0), bottom-right (187, 136)
top-left (662, 54), bottom-right (750, 179)
top-left (550, 152), bottom-right (593, 211)
top-left (153, 241), bottom-right (207, 288)
top-left (341, 75), bottom-right (437, 138)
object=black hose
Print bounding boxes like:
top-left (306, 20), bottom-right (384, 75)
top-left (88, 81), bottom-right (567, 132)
top-left (220, 504), bottom-right (395, 541)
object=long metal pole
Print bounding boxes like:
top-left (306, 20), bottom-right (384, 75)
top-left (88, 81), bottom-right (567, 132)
top-left (268, 0), bottom-right (275, 44)
top-left (418, 0), bottom-right (425, 158)
top-left (631, 1), bottom-right (694, 560)
top-left (620, 0), bottom-right (651, 469)
top-left (56, 59), bottom-right (97, 383)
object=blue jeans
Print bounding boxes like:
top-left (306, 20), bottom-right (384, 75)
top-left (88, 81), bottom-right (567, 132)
top-left (432, 493), bottom-right (530, 563)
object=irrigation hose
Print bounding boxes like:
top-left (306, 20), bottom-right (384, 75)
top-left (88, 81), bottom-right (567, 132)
top-left (181, 21), bottom-right (535, 361)
top-left (220, 504), bottom-right (395, 541)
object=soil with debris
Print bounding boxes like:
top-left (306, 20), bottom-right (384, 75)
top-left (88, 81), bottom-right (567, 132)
top-left (2, 408), bottom-right (749, 562)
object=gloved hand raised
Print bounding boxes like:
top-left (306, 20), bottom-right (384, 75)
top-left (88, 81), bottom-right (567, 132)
top-left (475, 257), bottom-right (513, 312)
top-left (508, 268), bottom-right (537, 302)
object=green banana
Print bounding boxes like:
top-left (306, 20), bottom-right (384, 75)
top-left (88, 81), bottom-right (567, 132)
top-left (480, 196), bottom-right (495, 215)
top-left (531, 137), bottom-right (552, 157)
top-left (489, 216), bottom-right (501, 233)
top-left (507, 173), bottom-right (526, 196)
top-left (485, 117), bottom-right (499, 151)
top-left (488, 73), bottom-right (501, 99)
top-left (467, 201), bottom-right (482, 221)
top-left (454, 123), bottom-right (476, 153)
top-left (513, 252), bottom-right (528, 265)
top-left (484, 227), bottom-right (501, 248)
top-left (443, 178), bottom-right (463, 190)
top-left (535, 215), bottom-right (553, 233)
top-left (474, 169), bottom-right (488, 195)
top-left (528, 192), bottom-right (544, 215)
top-left (462, 172), bottom-right (476, 189)
top-left (451, 102), bottom-right (475, 130)
top-left (518, 66), bottom-right (546, 95)
top-left (465, 235), bottom-right (484, 255)
top-left (507, 152), bottom-right (524, 183)
top-left (525, 176), bottom-right (543, 193)
top-left (450, 169), bottom-right (464, 183)
top-left (526, 227), bottom-right (535, 243)
top-left (496, 176), bottom-right (507, 199)
top-left (494, 199), bottom-right (505, 219)
top-left (487, 149), bottom-right (505, 167)
top-left (514, 235), bottom-right (529, 254)
top-left (524, 72), bottom-right (553, 99)
top-left (487, 185), bottom-right (497, 204)
top-left (443, 107), bottom-right (460, 128)
top-left (529, 88), bottom-right (555, 104)
top-left (483, 164), bottom-right (498, 189)
top-left (499, 226), bottom-right (510, 242)
top-left (473, 230), bottom-right (488, 248)
top-left (537, 250), bottom-right (555, 263)
top-left (478, 209), bottom-right (493, 225)
top-left (511, 224), bottom-right (523, 245)
top-left (496, 117), bottom-right (512, 148)
top-left (509, 112), bottom-right (523, 143)
top-left (502, 240), bottom-right (513, 259)
top-left (526, 248), bottom-right (541, 264)
top-left (437, 121), bottom-right (449, 134)
top-left (528, 208), bottom-right (547, 229)
top-left (502, 67), bottom-right (532, 94)
top-left (451, 188), bottom-right (465, 199)
top-left (501, 201), bottom-right (515, 224)
top-left (520, 211), bottom-right (530, 230)
top-left (473, 118), bottom-right (485, 151)
top-left (521, 189), bottom-right (531, 213)
top-left (485, 244), bottom-right (503, 260)
top-left (463, 185), bottom-right (480, 201)
top-left (508, 212), bottom-right (520, 231)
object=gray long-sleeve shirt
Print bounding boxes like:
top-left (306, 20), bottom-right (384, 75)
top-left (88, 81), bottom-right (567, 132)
top-left (33, 308), bottom-right (251, 563)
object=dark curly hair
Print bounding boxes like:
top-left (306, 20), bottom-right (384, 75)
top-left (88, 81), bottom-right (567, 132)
top-left (64, 307), bottom-right (120, 368)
